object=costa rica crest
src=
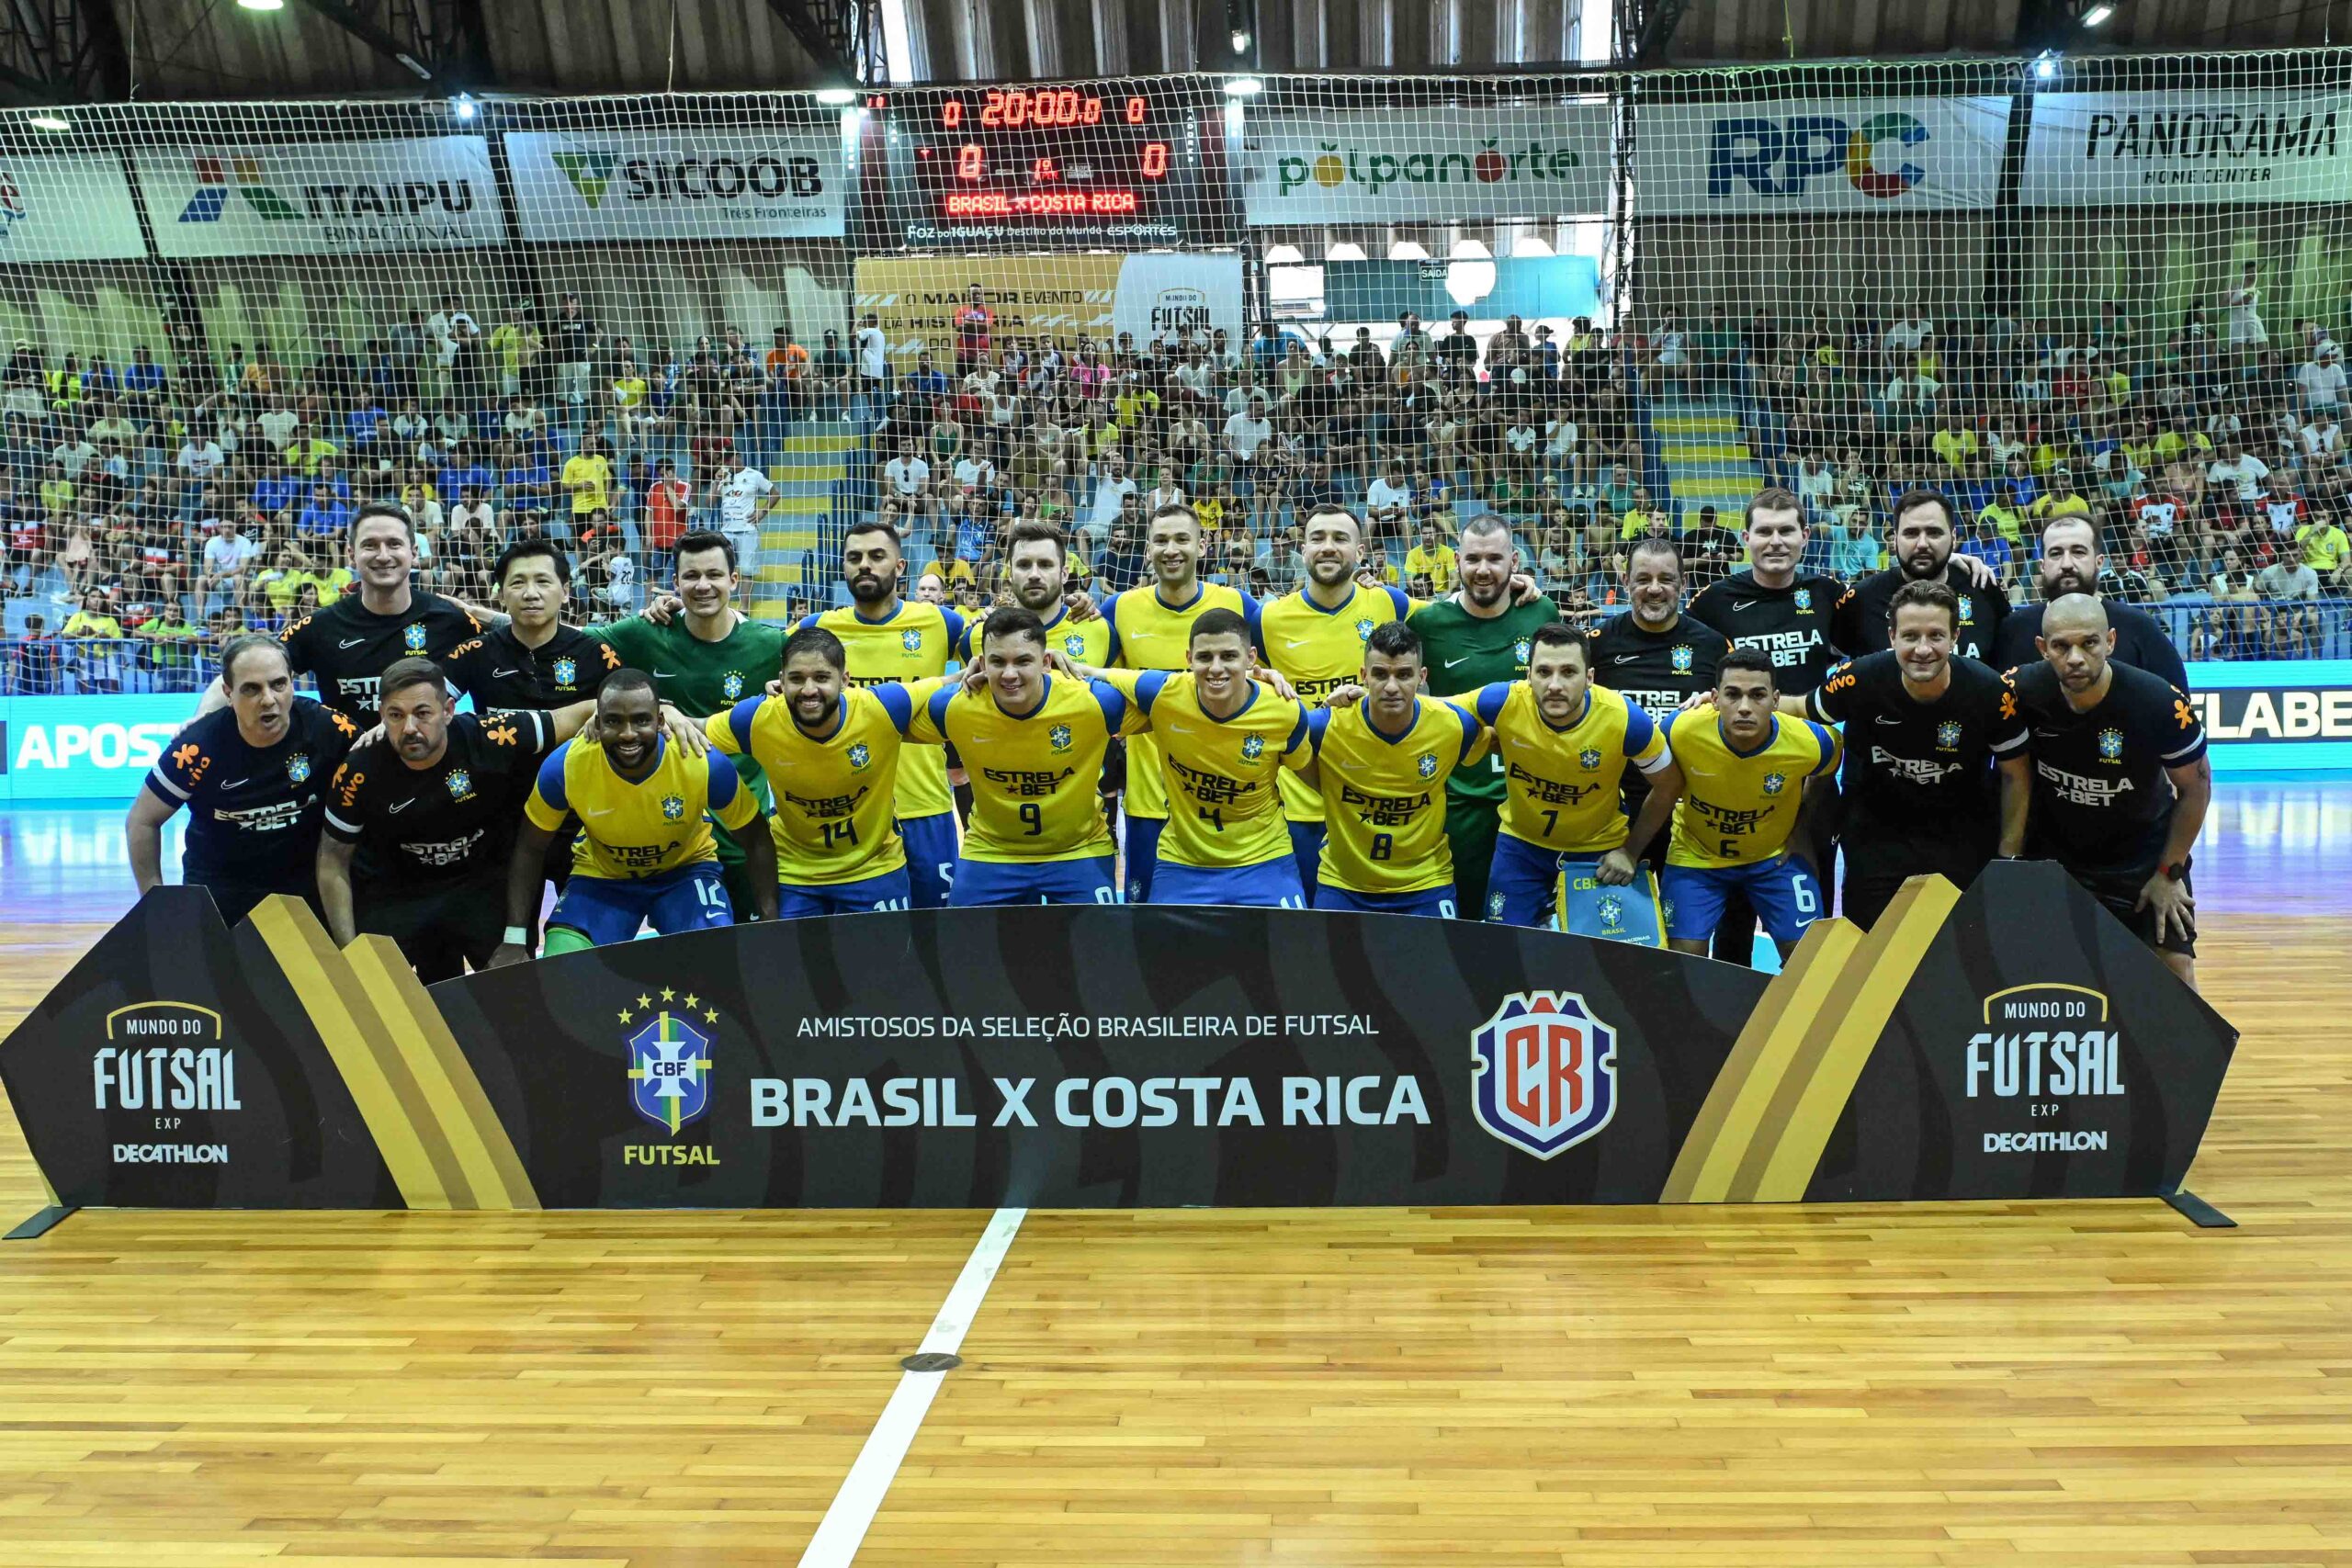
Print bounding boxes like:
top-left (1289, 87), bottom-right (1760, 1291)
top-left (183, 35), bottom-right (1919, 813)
top-left (1761, 771), bottom-right (1786, 795)
top-left (627, 1010), bottom-right (713, 1134)
top-left (402, 622), bottom-right (427, 652)
top-left (1470, 990), bottom-right (1619, 1160)
top-left (661, 794), bottom-right (686, 820)
top-left (552, 655), bottom-right (578, 689)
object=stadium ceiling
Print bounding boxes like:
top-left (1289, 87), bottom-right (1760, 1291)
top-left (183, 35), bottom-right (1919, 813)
top-left (0, 0), bottom-right (2339, 102)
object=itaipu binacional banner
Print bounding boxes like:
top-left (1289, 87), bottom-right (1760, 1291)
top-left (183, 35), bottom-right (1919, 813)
top-left (0, 863), bottom-right (2233, 1213)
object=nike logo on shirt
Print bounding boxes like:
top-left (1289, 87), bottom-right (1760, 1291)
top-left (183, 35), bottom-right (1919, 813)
top-left (1611, 653), bottom-right (1643, 664)
top-left (1443, 657), bottom-right (1472, 668)
top-left (388, 798), bottom-right (413, 812)
top-left (492, 668), bottom-right (525, 679)
top-left (653, 671), bottom-right (678, 679)
top-left (221, 777), bottom-right (255, 789)
top-left (1873, 715), bottom-right (1905, 726)
top-left (338, 637), bottom-right (368, 649)
top-left (1730, 601), bottom-right (1758, 613)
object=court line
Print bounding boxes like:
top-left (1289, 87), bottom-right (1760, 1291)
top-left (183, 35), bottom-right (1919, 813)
top-left (796, 1205), bottom-right (1027, 1568)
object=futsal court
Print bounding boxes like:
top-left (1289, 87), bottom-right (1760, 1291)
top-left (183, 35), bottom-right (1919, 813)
top-left (0, 780), bottom-right (2342, 1566)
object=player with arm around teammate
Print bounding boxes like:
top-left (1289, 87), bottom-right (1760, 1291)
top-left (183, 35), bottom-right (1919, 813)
top-left (1069, 606), bottom-right (1316, 908)
top-left (1659, 648), bottom-right (1840, 960)
top-left (490, 670), bottom-right (777, 962)
top-left (1470, 623), bottom-right (1682, 937)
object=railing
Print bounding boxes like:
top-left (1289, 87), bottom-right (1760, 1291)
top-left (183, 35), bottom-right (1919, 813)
top-left (2154, 596), bottom-right (2352, 663)
top-left (0, 637), bottom-right (220, 695)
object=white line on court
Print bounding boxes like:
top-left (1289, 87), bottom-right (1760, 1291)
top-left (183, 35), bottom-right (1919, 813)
top-left (796, 1205), bottom-right (1028, 1568)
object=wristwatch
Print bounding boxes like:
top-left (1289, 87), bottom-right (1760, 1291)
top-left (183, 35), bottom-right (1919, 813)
top-left (2160, 857), bottom-right (2191, 882)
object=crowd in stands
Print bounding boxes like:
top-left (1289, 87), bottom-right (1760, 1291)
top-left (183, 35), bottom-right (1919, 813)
top-left (7, 265), bottom-right (2352, 694)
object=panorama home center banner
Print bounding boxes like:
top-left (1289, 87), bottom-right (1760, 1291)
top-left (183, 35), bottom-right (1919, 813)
top-left (503, 130), bottom-right (847, 242)
top-left (854, 253), bottom-right (1243, 371)
top-left (1241, 104), bottom-right (1611, 226)
top-left (135, 137), bottom-right (503, 257)
top-left (1632, 96), bottom-right (2009, 216)
top-left (0, 155), bottom-right (146, 262)
top-left (2021, 91), bottom-right (2352, 206)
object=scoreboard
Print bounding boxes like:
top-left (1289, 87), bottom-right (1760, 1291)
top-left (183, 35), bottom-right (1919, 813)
top-left (874, 83), bottom-right (1210, 249)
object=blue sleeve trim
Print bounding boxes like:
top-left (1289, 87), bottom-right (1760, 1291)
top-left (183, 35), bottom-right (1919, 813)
top-left (1622, 700), bottom-right (1656, 756)
top-left (534, 741), bottom-right (571, 809)
top-left (727, 696), bottom-right (761, 753)
top-left (1092, 681), bottom-right (1127, 731)
top-left (873, 682), bottom-right (915, 733)
top-left (1455, 703), bottom-right (1480, 763)
top-left (1474, 682), bottom-right (1510, 727)
top-left (1134, 669), bottom-right (1169, 715)
top-left (1384, 585), bottom-right (1412, 617)
top-left (1100, 593), bottom-right (1124, 663)
top-left (706, 750), bottom-right (741, 809)
top-left (1285, 705), bottom-right (1309, 754)
top-left (795, 614), bottom-right (820, 632)
top-left (1806, 720), bottom-right (1839, 774)
top-left (1305, 706), bottom-right (1330, 753)
top-left (942, 606), bottom-right (967, 647)
top-left (925, 682), bottom-right (955, 734)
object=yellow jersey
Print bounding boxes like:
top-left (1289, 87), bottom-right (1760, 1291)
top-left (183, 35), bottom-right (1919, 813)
top-left (1096, 669), bottom-right (1312, 870)
top-left (956, 604), bottom-right (1113, 669)
top-left (1662, 712), bottom-right (1839, 869)
top-left (908, 674), bottom-right (1144, 863)
top-left (1306, 698), bottom-right (1487, 894)
top-left (1103, 583), bottom-right (1261, 820)
top-left (705, 686), bottom-right (915, 886)
top-left (1472, 682), bottom-right (1671, 854)
top-left (1258, 582), bottom-right (1415, 824)
top-left (525, 735), bottom-right (760, 881)
top-left (804, 601), bottom-right (967, 822)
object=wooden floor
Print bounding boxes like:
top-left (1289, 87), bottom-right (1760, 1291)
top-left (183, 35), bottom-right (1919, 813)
top-left (0, 795), bottom-right (2347, 1565)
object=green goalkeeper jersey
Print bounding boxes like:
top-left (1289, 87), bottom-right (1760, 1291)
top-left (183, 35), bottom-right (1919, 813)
top-left (1409, 594), bottom-right (1560, 806)
top-left (588, 612), bottom-right (788, 807)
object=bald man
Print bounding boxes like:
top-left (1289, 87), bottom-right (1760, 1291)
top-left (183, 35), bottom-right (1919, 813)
top-left (2004, 593), bottom-right (2210, 988)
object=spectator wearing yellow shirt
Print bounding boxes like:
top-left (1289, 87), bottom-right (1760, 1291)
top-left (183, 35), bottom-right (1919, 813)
top-left (2029, 469), bottom-right (2093, 525)
top-left (2296, 514), bottom-right (2350, 581)
top-left (1362, 547), bottom-right (1401, 588)
top-left (60, 586), bottom-right (121, 640)
top-left (487, 309), bottom-right (540, 397)
top-left (2154, 416), bottom-right (2212, 466)
top-left (284, 423), bottom-right (339, 477)
top-left (1931, 417), bottom-right (1978, 474)
top-left (1112, 378), bottom-right (1160, 432)
top-left (1404, 522), bottom-right (1459, 592)
top-left (561, 435), bottom-right (615, 529)
top-left (1618, 485), bottom-right (1670, 540)
top-left (1975, 497), bottom-right (2025, 549)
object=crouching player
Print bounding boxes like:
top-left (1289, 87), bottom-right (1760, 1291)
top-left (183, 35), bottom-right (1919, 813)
top-left (490, 669), bottom-right (777, 961)
top-left (1470, 623), bottom-right (1681, 941)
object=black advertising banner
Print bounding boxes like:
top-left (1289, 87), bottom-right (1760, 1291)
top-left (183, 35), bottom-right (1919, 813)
top-left (1808, 862), bottom-right (2239, 1202)
top-left (0, 886), bottom-right (400, 1208)
top-left (430, 907), bottom-right (1769, 1209)
top-left (0, 865), bottom-right (2239, 1213)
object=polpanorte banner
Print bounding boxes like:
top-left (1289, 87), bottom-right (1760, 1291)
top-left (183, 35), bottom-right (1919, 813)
top-left (0, 863), bottom-right (2234, 1213)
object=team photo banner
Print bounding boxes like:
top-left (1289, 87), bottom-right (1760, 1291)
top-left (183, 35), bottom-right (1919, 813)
top-left (504, 130), bottom-right (847, 242)
top-left (0, 865), bottom-right (2235, 1213)
top-left (1240, 104), bottom-right (1611, 226)
top-left (2022, 91), bottom-right (2352, 206)
top-left (1632, 96), bottom-right (2009, 215)
top-left (136, 137), bottom-right (503, 258)
top-left (0, 155), bottom-right (147, 262)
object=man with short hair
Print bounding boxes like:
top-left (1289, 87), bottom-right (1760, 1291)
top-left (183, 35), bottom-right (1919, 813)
top-left (2007, 593), bottom-right (2209, 987)
top-left (1829, 488), bottom-right (2009, 662)
top-left (316, 659), bottom-right (595, 980)
top-left (493, 670), bottom-right (777, 960)
top-left (2256, 549), bottom-right (2323, 655)
top-left (711, 454), bottom-right (775, 592)
top-left (1658, 648), bottom-right (1840, 960)
top-left (1991, 517), bottom-right (2188, 691)
top-left (439, 538), bottom-right (620, 712)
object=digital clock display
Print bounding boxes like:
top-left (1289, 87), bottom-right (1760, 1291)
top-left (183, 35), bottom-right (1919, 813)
top-left (882, 83), bottom-right (1203, 248)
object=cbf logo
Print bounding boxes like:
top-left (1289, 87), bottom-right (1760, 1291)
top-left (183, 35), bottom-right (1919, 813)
top-left (1936, 720), bottom-right (1962, 752)
top-left (1670, 645), bottom-right (1694, 674)
top-left (285, 752), bottom-right (311, 784)
top-left (1577, 747), bottom-right (1603, 771)
top-left (1063, 633), bottom-right (1087, 659)
top-left (1239, 733), bottom-right (1265, 763)
top-left (721, 671), bottom-right (744, 700)
top-left (660, 794), bottom-right (686, 820)
top-left (1355, 618), bottom-right (1375, 641)
top-left (552, 656), bottom-right (578, 690)
top-left (1761, 771), bottom-right (1786, 795)
top-left (846, 742), bottom-right (872, 771)
top-left (1470, 990), bottom-right (1619, 1160)
top-left (446, 768), bottom-right (474, 801)
top-left (1597, 894), bottom-right (1625, 931)
top-left (2098, 728), bottom-right (2126, 763)
top-left (1512, 637), bottom-right (1532, 665)
top-left (627, 1010), bottom-right (713, 1134)
top-left (402, 623), bottom-right (427, 653)
top-left (1416, 753), bottom-right (1439, 780)
top-left (1048, 724), bottom-right (1073, 753)
top-left (1792, 589), bottom-right (1813, 613)
top-left (1957, 593), bottom-right (1975, 623)
top-left (899, 629), bottom-right (924, 653)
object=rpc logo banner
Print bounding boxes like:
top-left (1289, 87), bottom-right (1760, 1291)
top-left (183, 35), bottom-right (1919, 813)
top-left (1632, 97), bottom-right (2009, 216)
top-left (503, 130), bottom-right (847, 241)
top-left (0, 694), bottom-right (196, 803)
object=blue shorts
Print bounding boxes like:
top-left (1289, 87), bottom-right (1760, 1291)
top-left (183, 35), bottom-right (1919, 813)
top-left (1123, 815), bottom-right (1163, 904)
top-left (1149, 856), bottom-right (1307, 909)
top-left (548, 863), bottom-right (732, 947)
top-left (776, 866), bottom-right (911, 919)
top-left (1661, 855), bottom-right (1824, 946)
top-left (1314, 884), bottom-right (1458, 919)
top-left (1486, 830), bottom-right (1563, 926)
top-left (1286, 821), bottom-right (1325, 907)
top-left (1555, 858), bottom-right (1668, 947)
top-left (948, 853), bottom-right (1120, 908)
top-left (899, 814), bottom-right (959, 910)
